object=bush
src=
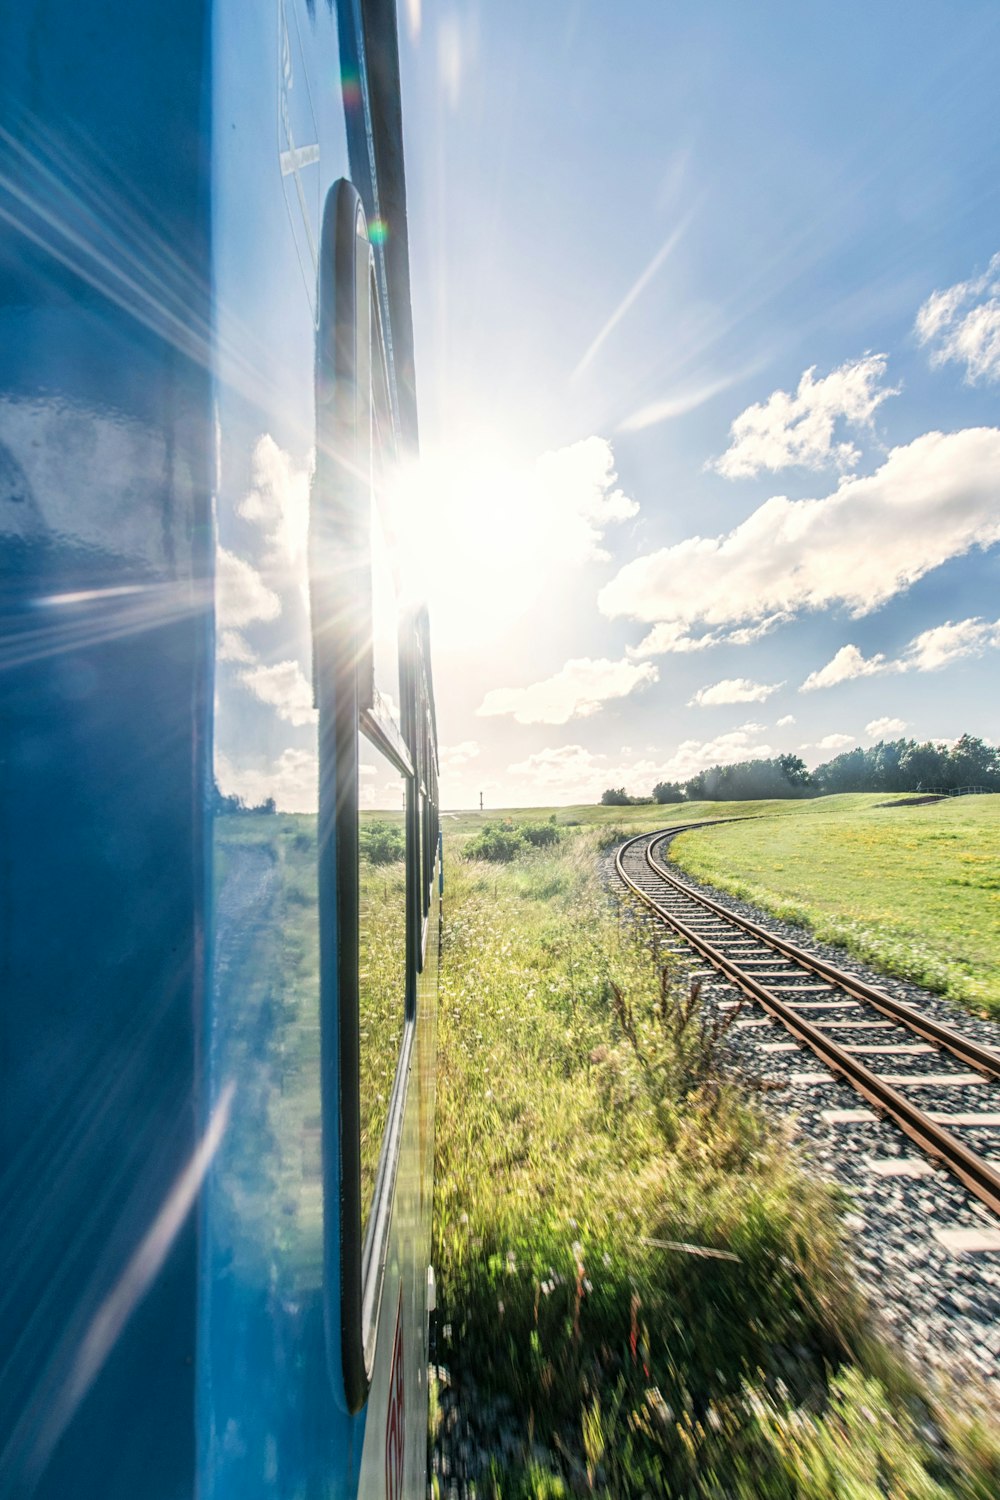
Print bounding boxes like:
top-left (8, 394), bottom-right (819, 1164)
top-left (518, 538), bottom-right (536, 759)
top-left (463, 821), bottom-right (526, 863)
top-left (359, 819), bottom-right (404, 865)
top-left (520, 821), bottom-right (562, 849)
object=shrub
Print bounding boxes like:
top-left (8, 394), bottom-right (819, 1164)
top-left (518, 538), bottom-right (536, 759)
top-left (520, 821), bottom-right (562, 849)
top-left (463, 820), bottom-right (526, 863)
top-left (359, 819), bottom-right (404, 865)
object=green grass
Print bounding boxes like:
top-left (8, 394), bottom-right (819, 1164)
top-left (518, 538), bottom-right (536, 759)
top-left (432, 823), bottom-right (1000, 1497)
top-left (663, 794), bottom-right (1000, 1018)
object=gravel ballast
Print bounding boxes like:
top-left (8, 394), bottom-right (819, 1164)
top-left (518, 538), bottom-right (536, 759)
top-left (606, 832), bottom-right (1000, 1398)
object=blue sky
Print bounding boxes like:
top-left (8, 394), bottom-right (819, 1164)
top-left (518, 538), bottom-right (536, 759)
top-left (392, 1), bottom-right (1000, 807)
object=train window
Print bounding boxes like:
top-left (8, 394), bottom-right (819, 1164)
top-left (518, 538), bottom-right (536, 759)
top-left (312, 178), bottom-right (415, 1411)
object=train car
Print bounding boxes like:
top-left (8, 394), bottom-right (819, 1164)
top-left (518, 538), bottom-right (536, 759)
top-left (0, 2), bottom-right (440, 1497)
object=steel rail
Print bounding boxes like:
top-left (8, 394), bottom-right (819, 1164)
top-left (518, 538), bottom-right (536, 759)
top-left (615, 826), bottom-right (1000, 1219)
top-left (646, 832), bottom-right (1000, 1083)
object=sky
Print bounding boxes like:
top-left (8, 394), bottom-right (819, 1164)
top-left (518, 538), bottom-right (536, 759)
top-left (391, 0), bottom-right (1000, 808)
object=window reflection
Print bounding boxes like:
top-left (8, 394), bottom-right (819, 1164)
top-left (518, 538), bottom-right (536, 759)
top-left (368, 483), bottom-right (401, 723)
top-left (357, 734), bottom-right (407, 1243)
top-left (211, 807), bottom-right (323, 1288)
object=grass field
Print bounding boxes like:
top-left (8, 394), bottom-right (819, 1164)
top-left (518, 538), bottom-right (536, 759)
top-left (432, 815), bottom-right (999, 1496)
top-left (658, 794), bottom-right (1000, 1018)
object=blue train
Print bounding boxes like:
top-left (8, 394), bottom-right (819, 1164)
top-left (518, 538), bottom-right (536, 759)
top-left (0, 2), bottom-right (440, 1496)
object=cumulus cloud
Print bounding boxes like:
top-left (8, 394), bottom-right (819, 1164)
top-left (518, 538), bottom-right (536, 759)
top-left (216, 546), bottom-right (281, 630)
top-left (809, 732), bottom-right (855, 751)
top-left (393, 435), bottom-right (638, 645)
top-left (866, 716), bottom-right (907, 738)
top-left (505, 745), bottom-right (611, 802)
top-left (916, 253), bottom-right (1000, 384)
top-left (711, 354), bottom-right (897, 478)
top-left (500, 722), bottom-right (778, 804)
top-left (688, 677), bottom-right (783, 707)
top-left (478, 656), bottom-right (657, 726)
top-left (629, 613), bottom-right (788, 660)
top-left (240, 659), bottom-right (317, 726)
top-left (531, 438), bottom-right (639, 562)
top-left (655, 724), bottom-right (774, 782)
top-left (600, 428), bottom-right (1000, 632)
top-left (801, 616), bottom-right (1000, 691)
top-left (800, 644), bottom-right (888, 691)
top-left (440, 740), bottom-right (481, 769)
top-left (216, 747), bottom-right (317, 813)
top-left (905, 616), bottom-right (1000, 671)
top-left (776, 714), bottom-right (796, 727)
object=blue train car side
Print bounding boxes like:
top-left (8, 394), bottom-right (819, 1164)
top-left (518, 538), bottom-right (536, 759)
top-left (0, 3), bottom-right (438, 1497)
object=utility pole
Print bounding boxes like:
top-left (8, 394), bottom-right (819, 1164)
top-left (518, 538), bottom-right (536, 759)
top-left (479, 791), bottom-right (483, 812)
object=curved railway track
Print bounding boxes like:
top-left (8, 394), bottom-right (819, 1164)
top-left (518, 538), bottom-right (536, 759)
top-left (616, 825), bottom-right (1000, 1220)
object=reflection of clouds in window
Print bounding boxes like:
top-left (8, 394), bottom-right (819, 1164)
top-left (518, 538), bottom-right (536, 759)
top-left (358, 734), bottom-right (405, 811)
top-left (215, 747), bottom-right (318, 814)
top-left (239, 659), bottom-right (317, 726)
top-left (216, 546), bottom-right (280, 629)
top-left (214, 436), bottom-right (319, 812)
top-left (218, 629), bottom-right (255, 663)
top-left (237, 435), bottom-right (313, 569)
top-left (371, 490), bottom-right (401, 722)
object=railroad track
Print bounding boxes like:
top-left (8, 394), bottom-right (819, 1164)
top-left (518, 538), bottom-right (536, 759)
top-left (616, 826), bottom-right (1000, 1220)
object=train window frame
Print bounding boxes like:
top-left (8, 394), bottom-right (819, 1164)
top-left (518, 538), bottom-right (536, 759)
top-left (312, 177), bottom-right (418, 1414)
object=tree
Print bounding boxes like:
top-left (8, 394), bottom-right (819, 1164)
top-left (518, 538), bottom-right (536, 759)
top-left (776, 753), bottom-right (812, 789)
top-left (600, 788), bottom-right (634, 806)
top-left (652, 780), bottom-right (684, 803)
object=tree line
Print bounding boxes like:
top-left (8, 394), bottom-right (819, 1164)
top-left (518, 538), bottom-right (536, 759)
top-left (600, 733), bottom-right (1000, 806)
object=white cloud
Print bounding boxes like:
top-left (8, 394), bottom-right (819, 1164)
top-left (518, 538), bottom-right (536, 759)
top-left (810, 732), bottom-right (855, 751)
top-left (216, 747), bottom-right (317, 813)
top-left (688, 677), bottom-right (783, 707)
top-left (776, 714), bottom-right (796, 727)
top-left (240, 659), bottom-right (317, 726)
top-left (801, 615), bottom-right (1000, 692)
top-left (600, 428), bottom-right (1000, 631)
top-left (655, 724), bottom-right (774, 782)
top-left (916, 253), bottom-right (1000, 384)
top-left (866, 716), bottom-right (907, 738)
top-left (629, 613), bottom-right (788, 660)
top-left (393, 435), bottom-right (638, 644)
top-left (497, 721), bottom-right (777, 805)
top-left (505, 745), bottom-right (611, 802)
top-left (800, 644), bottom-right (888, 691)
top-left (711, 354), bottom-right (897, 478)
top-left (618, 371), bottom-right (743, 433)
top-left (216, 546), bottom-right (280, 630)
top-left (905, 616), bottom-right (1000, 671)
top-left (237, 435), bottom-right (312, 568)
top-left (440, 740), bottom-right (481, 769)
top-left (531, 438), bottom-right (639, 562)
top-left (478, 656), bottom-right (657, 726)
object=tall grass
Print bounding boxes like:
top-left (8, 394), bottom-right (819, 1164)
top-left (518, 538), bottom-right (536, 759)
top-left (432, 829), bottom-right (999, 1497)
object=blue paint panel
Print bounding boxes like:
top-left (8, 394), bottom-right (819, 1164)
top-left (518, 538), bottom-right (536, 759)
top-left (0, 2), bottom-right (212, 1495)
top-left (1, 2), bottom-right (430, 1495)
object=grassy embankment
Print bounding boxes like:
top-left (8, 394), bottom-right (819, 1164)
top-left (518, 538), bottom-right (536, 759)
top-left (663, 794), bottom-right (1000, 1018)
top-left (433, 807), bottom-right (999, 1497)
